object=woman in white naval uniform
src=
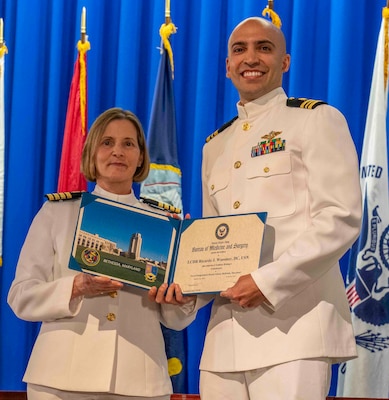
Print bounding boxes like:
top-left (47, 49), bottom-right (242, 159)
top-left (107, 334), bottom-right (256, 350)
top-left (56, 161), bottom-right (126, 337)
top-left (197, 17), bottom-right (362, 400)
top-left (8, 108), bottom-right (196, 400)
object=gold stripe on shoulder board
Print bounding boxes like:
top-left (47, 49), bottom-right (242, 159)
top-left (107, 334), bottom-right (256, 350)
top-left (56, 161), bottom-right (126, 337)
top-left (140, 197), bottom-right (181, 214)
top-left (45, 191), bottom-right (85, 201)
top-left (286, 97), bottom-right (327, 109)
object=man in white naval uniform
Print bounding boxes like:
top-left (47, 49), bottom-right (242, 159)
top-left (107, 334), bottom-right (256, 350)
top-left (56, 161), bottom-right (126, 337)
top-left (199, 17), bottom-right (362, 400)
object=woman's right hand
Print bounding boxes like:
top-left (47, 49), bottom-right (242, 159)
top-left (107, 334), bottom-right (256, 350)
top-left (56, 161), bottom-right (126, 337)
top-left (71, 273), bottom-right (124, 299)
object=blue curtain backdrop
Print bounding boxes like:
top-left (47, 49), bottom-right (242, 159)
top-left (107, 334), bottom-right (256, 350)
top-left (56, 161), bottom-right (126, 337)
top-left (0, 0), bottom-right (383, 394)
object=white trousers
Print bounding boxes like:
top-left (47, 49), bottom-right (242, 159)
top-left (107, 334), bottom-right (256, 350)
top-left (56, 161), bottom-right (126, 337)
top-left (27, 383), bottom-right (170, 400)
top-left (200, 358), bottom-right (332, 400)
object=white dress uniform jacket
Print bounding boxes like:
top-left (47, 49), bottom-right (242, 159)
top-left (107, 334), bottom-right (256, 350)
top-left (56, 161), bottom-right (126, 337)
top-left (8, 185), bottom-right (196, 397)
top-left (200, 88), bottom-right (362, 372)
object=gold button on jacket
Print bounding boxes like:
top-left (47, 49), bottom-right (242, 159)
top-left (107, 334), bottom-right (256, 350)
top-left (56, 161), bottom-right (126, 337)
top-left (106, 313), bottom-right (116, 321)
top-left (242, 122), bottom-right (251, 131)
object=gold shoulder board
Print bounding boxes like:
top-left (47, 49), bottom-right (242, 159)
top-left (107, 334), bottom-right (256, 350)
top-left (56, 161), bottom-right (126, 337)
top-left (140, 196), bottom-right (181, 214)
top-left (286, 97), bottom-right (327, 109)
top-left (206, 115), bottom-right (238, 143)
top-left (45, 191), bottom-right (85, 201)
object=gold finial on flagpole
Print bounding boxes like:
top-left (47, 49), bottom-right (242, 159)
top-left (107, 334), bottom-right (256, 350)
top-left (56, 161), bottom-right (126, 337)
top-left (81, 7), bottom-right (86, 43)
top-left (165, 0), bottom-right (171, 24)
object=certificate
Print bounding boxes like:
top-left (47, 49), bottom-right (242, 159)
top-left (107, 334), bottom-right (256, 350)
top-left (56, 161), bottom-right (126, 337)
top-left (173, 214), bottom-right (266, 294)
top-left (69, 193), bottom-right (267, 294)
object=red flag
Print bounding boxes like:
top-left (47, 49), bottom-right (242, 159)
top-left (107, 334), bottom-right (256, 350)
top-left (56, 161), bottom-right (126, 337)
top-left (57, 40), bottom-right (90, 192)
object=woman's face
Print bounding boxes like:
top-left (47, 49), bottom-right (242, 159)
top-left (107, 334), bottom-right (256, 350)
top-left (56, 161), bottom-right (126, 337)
top-left (94, 119), bottom-right (143, 194)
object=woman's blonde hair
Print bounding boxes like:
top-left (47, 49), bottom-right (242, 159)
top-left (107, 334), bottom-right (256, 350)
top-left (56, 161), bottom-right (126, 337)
top-left (81, 108), bottom-right (150, 182)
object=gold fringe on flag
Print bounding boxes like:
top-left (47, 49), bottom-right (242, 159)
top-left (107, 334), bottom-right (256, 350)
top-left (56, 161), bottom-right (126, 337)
top-left (383, 6), bottom-right (389, 89)
top-left (0, 44), bottom-right (8, 59)
top-left (77, 40), bottom-right (90, 135)
top-left (159, 21), bottom-right (176, 78)
top-left (262, 1), bottom-right (282, 29)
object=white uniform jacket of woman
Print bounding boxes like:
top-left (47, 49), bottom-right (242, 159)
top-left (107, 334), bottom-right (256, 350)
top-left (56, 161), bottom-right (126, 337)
top-left (8, 185), bottom-right (197, 397)
top-left (200, 87), bottom-right (362, 372)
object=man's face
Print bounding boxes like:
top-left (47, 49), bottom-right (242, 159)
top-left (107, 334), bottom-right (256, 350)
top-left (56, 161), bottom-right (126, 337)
top-left (226, 19), bottom-right (290, 104)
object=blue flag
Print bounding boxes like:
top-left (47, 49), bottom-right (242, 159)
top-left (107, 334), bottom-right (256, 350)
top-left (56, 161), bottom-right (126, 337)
top-left (140, 36), bottom-right (187, 393)
top-left (140, 48), bottom-right (182, 214)
top-left (337, 7), bottom-right (389, 397)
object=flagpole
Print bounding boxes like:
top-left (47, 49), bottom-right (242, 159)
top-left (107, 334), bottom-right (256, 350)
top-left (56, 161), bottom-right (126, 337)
top-left (165, 0), bottom-right (171, 25)
top-left (81, 7), bottom-right (86, 44)
top-left (0, 17), bottom-right (7, 51)
top-left (140, 2), bottom-right (185, 391)
top-left (0, 17), bottom-right (5, 267)
top-left (0, 18), bottom-right (3, 47)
